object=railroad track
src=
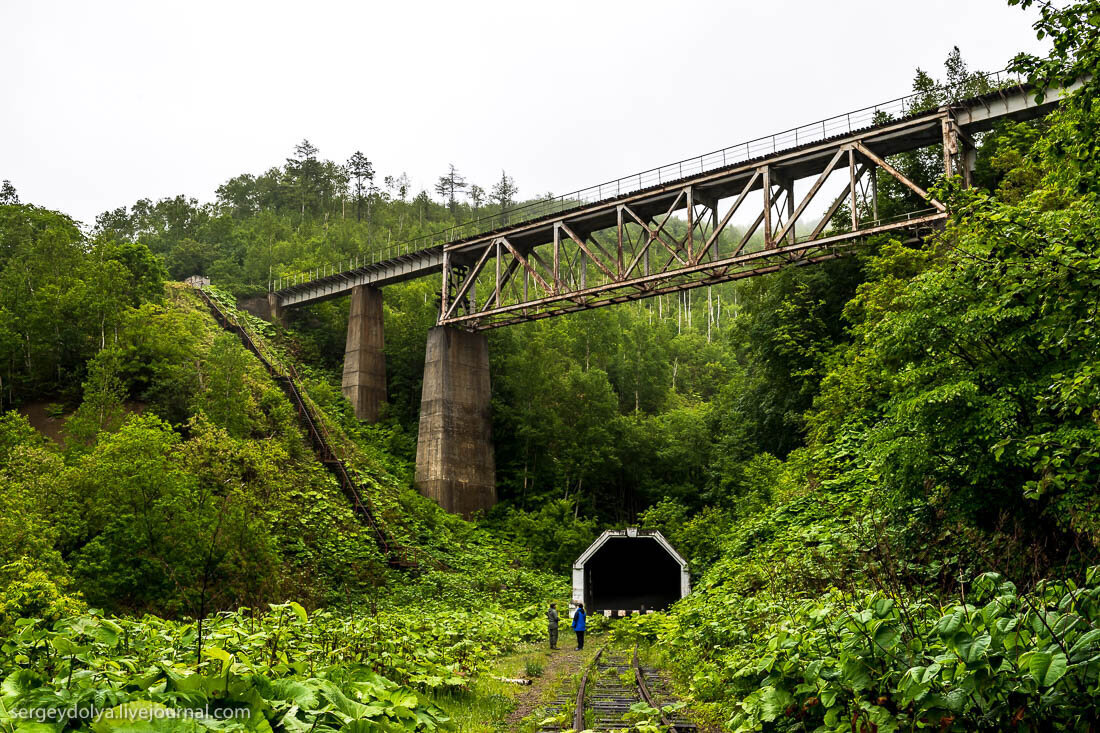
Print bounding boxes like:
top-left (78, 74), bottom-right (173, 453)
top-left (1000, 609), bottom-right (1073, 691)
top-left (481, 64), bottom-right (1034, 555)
top-left (540, 645), bottom-right (695, 732)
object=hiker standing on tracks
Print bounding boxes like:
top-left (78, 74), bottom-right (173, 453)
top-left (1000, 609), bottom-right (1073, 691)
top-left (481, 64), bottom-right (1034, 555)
top-left (547, 602), bottom-right (559, 650)
top-left (572, 603), bottom-right (587, 650)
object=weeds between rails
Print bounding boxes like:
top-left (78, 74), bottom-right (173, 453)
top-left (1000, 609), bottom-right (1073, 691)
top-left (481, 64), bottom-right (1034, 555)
top-left (538, 644), bottom-right (695, 732)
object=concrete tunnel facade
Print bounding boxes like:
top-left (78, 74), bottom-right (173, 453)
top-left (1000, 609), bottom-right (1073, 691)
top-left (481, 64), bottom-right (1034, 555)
top-left (572, 528), bottom-right (690, 615)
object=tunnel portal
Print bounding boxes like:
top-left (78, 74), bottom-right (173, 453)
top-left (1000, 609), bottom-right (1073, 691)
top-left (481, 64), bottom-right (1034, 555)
top-left (572, 529), bottom-right (689, 614)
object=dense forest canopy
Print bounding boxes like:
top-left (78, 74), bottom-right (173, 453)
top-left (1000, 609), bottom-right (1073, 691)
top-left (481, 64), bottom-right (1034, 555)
top-left (3, 0), bottom-right (1100, 729)
top-left (0, 45), bottom-right (1012, 532)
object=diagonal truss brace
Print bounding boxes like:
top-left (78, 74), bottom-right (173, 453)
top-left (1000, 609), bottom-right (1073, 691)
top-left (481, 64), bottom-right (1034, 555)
top-left (439, 111), bottom-right (958, 328)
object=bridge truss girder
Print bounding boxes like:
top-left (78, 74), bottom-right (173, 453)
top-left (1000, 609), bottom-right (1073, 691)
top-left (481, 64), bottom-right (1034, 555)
top-left (438, 110), bottom-right (966, 330)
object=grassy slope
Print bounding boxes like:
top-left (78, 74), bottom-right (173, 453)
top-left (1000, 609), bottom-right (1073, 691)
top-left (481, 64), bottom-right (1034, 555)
top-left (191, 283), bottom-right (570, 609)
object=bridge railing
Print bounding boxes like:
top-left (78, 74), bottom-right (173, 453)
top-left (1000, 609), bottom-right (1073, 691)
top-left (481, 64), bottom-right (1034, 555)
top-left (271, 68), bottom-right (1018, 293)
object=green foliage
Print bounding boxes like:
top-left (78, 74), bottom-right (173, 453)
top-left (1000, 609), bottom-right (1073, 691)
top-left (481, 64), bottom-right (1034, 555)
top-left (194, 332), bottom-right (255, 438)
top-left (614, 24), bottom-right (1100, 731)
top-left (804, 110), bottom-right (1100, 549)
top-left (0, 204), bottom-right (164, 406)
top-left (62, 412), bottom-right (279, 615)
top-left (64, 347), bottom-right (129, 446)
top-left (710, 571), bottom-right (1100, 731)
top-left (0, 563), bottom-right (84, 635)
top-left (638, 499), bottom-right (732, 576)
top-left (0, 410), bottom-right (44, 463)
top-left (0, 601), bottom-right (549, 732)
top-left (1009, 0), bottom-right (1100, 168)
top-left (486, 500), bottom-right (598, 574)
top-left (4, 19), bottom-right (1100, 732)
top-left (112, 297), bottom-right (205, 425)
top-left (0, 415), bottom-right (71, 605)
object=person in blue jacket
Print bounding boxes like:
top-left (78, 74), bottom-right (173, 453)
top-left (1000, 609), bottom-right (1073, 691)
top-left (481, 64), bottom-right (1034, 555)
top-left (572, 604), bottom-right (587, 650)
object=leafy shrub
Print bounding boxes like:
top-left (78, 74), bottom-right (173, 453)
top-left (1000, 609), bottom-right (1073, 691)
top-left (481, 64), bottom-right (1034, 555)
top-left (0, 601), bottom-right (551, 731)
top-left (0, 562), bottom-right (84, 635)
top-left (638, 498), bottom-right (732, 575)
top-left (485, 499), bottom-right (598, 574)
top-left (653, 569), bottom-right (1100, 731)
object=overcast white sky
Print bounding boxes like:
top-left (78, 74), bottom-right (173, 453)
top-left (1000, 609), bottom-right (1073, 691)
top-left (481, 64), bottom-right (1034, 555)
top-left (2, 0), bottom-right (1048, 227)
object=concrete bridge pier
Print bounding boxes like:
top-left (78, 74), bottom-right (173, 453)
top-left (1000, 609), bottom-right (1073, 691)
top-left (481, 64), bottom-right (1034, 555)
top-left (266, 293), bottom-right (284, 325)
top-left (414, 326), bottom-right (496, 517)
top-left (342, 285), bottom-right (387, 422)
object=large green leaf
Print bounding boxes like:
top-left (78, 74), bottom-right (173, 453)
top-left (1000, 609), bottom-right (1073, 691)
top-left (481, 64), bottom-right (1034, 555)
top-left (758, 686), bottom-right (793, 721)
top-left (338, 722), bottom-right (384, 733)
top-left (874, 623), bottom-right (901, 650)
top-left (287, 602), bottom-right (308, 624)
top-left (934, 608), bottom-right (966, 638)
top-left (1024, 651), bottom-right (1068, 687)
top-left (956, 632), bottom-right (991, 664)
top-left (90, 701), bottom-right (182, 732)
top-left (202, 647), bottom-right (233, 674)
top-left (839, 657), bottom-right (872, 691)
top-left (50, 637), bottom-right (84, 656)
top-left (1069, 629), bottom-right (1100, 661)
top-left (270, 679), bottom-right (319, 709)
top-left (2, 670), bottom-right (39, 703)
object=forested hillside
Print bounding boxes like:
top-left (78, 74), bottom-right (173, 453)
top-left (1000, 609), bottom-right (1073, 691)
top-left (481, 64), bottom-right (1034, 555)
top-left (3, 0), bottom-right (1100, 729)
top-left (615, 3), bottom-right (1100, 729)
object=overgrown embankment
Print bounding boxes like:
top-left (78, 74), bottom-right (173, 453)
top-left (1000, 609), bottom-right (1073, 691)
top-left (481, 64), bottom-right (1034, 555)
top-left (0, 280), bottom-right (570, 730)
top-left (616, 28), bottom-right (1100, 730)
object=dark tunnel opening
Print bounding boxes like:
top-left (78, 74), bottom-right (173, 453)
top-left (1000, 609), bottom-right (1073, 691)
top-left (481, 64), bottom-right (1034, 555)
top-left (583, 536), bottom-right (682, 612)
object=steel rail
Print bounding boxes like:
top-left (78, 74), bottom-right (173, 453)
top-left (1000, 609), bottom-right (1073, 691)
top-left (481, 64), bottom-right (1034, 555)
top-left (633, 644), bottom-right (691, 733)
top-left (573, 645), bottom-right (605, 730)
top-left (567, 643), bottom-right (695, 731)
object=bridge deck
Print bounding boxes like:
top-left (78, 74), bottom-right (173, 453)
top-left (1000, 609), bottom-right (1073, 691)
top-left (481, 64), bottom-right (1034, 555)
top-left (277, 248), bottom-right (442, 308)
top-left (273, 77), bottom-right (1076, 311)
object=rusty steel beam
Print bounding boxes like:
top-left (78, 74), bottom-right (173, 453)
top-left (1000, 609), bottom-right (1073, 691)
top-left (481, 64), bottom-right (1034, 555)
top-left (772, 146), bottom-right (847, 245)
top-left (440, 210), bottom-right (946, 329)
top-left (462, 252), bottom-right (846, 330)
top-left (440, 110), bottom-right (954, 329)
top-left (273, 78), bottom-right (1080, 310)
top-left (854, 142), bottom-right (946, 212)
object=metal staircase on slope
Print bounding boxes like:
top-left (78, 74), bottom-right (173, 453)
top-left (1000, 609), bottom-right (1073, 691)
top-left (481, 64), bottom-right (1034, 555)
top-left (193, 286), bottom-right (433, 571)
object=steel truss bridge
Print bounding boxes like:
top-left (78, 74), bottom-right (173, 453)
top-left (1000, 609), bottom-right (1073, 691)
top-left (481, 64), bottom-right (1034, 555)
top-left (271, 75), bottom-right (1078, 328)
top-left (262, 73), bottom-right (1080, 517)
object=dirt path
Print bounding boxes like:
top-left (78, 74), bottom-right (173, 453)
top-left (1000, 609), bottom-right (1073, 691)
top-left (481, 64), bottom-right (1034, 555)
top-left (504, 642), bottom-right (597, 727)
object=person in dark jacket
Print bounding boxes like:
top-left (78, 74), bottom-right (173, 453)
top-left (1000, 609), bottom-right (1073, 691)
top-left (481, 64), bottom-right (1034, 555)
top-left (572, 604), bottom-right (587, 650)
top-left (547, 603), bottom-right (559, 649)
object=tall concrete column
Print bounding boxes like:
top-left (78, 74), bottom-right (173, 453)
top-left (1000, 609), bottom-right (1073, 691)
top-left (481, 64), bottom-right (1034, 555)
top-left (341, 285), bottom-right (386, 422)
top-left (266, 292), bottom-right (284, 326)
top-left (415, 326), bottom-right (496, 517)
